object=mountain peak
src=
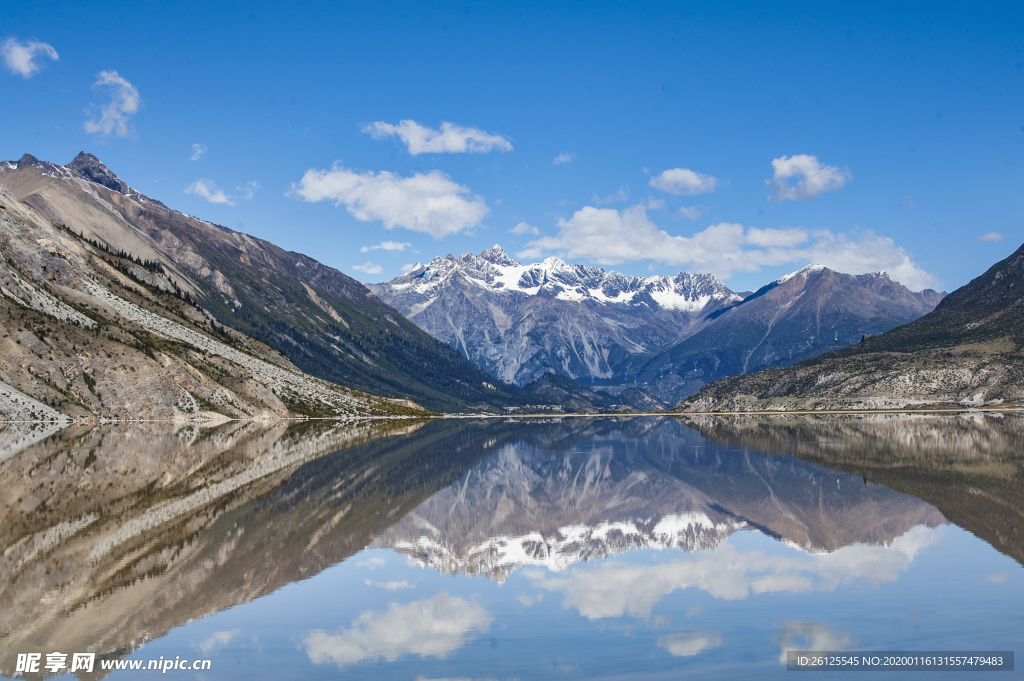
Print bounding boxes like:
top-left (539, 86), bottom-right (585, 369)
top-left (478, 244), bottom-right (518, 266)
top-left (775, 264), bottom-right (832, 284)
top-left (67, 152), bottom-right (132, 195)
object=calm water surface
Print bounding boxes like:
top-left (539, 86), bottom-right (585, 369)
top-left (1, 415), bottom-right (1022, 679)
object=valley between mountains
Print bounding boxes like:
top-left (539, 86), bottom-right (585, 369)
top-left (0, 151), bottom-right (1019, 426)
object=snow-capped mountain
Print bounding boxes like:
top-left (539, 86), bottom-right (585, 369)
top-left (369, 246), bottom-right (742, 386)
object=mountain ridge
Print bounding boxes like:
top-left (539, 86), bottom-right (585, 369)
top-left (639, 264), bottom-right (944, 403)
top-left (370, 247), bottom-right (744, 387)
top-left (676, 241), bottom-right (1024, 411)
top-left (373, 247), bottom-right (944, 403)
top-left (0, 153), bottom-right (538, 413)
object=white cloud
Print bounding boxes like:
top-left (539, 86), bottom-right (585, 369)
top-left (291, 165), bottom-right (488, 238)
top-left (977, 232), bottom-right (1003, 242)
top-left (553, 152), bottom-right (576, 165)
top-left (527, 525), bottom-right (943, 621)
top-left (767, 154), bottom-right (851, 201)
top-left (802, 230), bottom-right (938, 290)
top-left (511, 221), bottom-right (539, 236)
top-left (305, 594), bottom-right (491, 668)
top-left (237, 181), bottom-right (260, 200)
top-left (361, 240), bottom-right (412, 253)
top-left (185, 178), bottom-right (234, 205)
top-left (352, 261), bottom-right (383, 275)
top-left (401, 263), bottom-right (418, 273)
top-left (190, 143), bottom-right (207, 161)
top-left (774, 622), bottom-right (856, 665)
top-left (650, 168), bottom-right (719, 196)
top-left (657, 631), bottom-right (723, 657)
top-left (677, 206), bottom-right (707, 220)
top-left (2, 38), bottom-right (58, 78)
top-left (83, 70), bottom-right (141, 138)
top-left (520, 204), bottom-right (937, 289)
top-left (363, 120), bottom-right (512, 155)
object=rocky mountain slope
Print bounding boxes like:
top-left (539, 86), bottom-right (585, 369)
top-left (369, 247), bottom-right (742, 386)
top-left (639, 266), bottom-right (943, 403)
top-left (678, 241), bottom-right (1024, 412)
top-left (0, 154), bottom-right (530, 413)
top-left (0, 181), bottom-right (427, 422)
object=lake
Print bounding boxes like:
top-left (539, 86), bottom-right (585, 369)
top-left (1, 414), bottom-right (1021, 679)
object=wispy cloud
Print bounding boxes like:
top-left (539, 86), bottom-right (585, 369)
top-left (650, 168), bottom-right (719, 196)
top-left (977, 232), bottom-right (1003, 243)
top-left (553, 152), bottom-right (576, 165)
top-left (364, 579), bottom-right (414, 591)
top-left (185, 178), bottom-right (234, 205)
top-left (83, 70), bottom-right (140, 138)
top-left (356, 556), bottom-right (386, 569)
top-left (305, 594), bottom-right (491, 669)
top-left (401, 263), bottom-right (418, 273)
top-left (361, 240), bottom-right (412, 253)
top-left (1, 38), bottom-right (58, 78)
top-left (237, 181), bottom-right (260, 200)
top-left (767, 154), bottom-right (851, 201)
top-left (677, 206), bottom-right (708, 220)
top-left (352, 261), bottom-right (383, 274)
top-left (190, 143), bottom-right (207, 161)
top-left (196, 630), bottom-right (240, 654)
top-left (519, 204), bottom-right (937, 289)
top-left (511, 221), bottom-right (539, 236)
top-left (592, 186), bottom-right (630, 205)
top-left (657, 631), bottom-right (723, 658)
top-left (291, 165), bottom-right (488, 238)
top-left (774, 622), bottom-right (856, 665)
top-left (362, 120), bottom-right (512, 155)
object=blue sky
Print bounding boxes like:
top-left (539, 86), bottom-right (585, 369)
top-left (2, 1), bottom-right (1022, 292)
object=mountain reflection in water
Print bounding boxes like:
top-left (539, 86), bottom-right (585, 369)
top-left (0, 414), bottom-right (1021, 680)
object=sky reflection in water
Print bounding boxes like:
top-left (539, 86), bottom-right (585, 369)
top-left (2, 416), bottom-right (1022, 680)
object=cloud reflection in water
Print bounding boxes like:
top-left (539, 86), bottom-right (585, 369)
top-left (305, 593), bottom-right (491, 668)
top-left (526, 525), bottom-right (944, 620)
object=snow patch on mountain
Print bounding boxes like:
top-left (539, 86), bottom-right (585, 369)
top-left (397, 246), bottom-right (740, 310)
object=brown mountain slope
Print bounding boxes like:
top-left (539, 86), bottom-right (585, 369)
top-left (677, 242), bottom-right (1024, 411)
top-left (0, 183), bottom-right (426, 421)
top-left (0, 153), bottom-right (533, 413)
